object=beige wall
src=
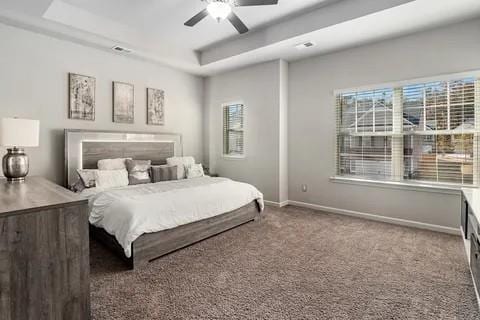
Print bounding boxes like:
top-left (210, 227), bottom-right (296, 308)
top-left (0, 23), bottom-right (204, 185)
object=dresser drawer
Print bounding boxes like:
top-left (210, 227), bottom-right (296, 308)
top-left (462, 195), bottom-right (468, 238)
top-left (469, 213), bottom-right (480, 240)
top-left (471, 234), bottom-right (480, 291)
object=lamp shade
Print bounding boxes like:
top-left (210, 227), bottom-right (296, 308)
top-left (0, 118), bottom-right (40, 147)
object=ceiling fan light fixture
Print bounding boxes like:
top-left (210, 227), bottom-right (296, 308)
top-left (207, 1), bottom-right (232, 22)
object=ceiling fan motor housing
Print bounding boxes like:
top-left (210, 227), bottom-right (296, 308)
top-left (186, 0), bottom-right (279, 34)
top-left (206, 0), bottom-right (233, 22)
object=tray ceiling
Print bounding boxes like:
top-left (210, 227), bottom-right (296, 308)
top-left (0, 0), bottom-right (479, 75)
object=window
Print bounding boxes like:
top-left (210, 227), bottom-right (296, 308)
top-left (336, 76), bottom-right (479, 186)
top-left (223, 103), bottom-right (245, 157)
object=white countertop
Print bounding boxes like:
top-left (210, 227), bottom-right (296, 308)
top-left (462, 188), bottom-right (480, 222)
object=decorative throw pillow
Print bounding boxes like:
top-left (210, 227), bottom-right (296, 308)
top-left (185, 164), bottom-right (204, 179)
top-left (76, 169), bottom-right (98, 188)
top-left (94, 169), bottom-right (129, 189)
top-left (126, 159), bottom-right (151, 185)
top-left (70, 179), bottom-right (86, 193)
top-left (166, 156), bottom-right (195, 179)
top-left (151, 165), bottom-right (178, 182)
top-left (97, 158), bottom-right (131, 170)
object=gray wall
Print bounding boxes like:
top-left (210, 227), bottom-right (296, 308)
top-left (204, 60), bottom-right (286, 202)
top-left (3, 16), bottom-right (479, 228)
top-left (279, 60), bottom-right (289, 204)
top-left (0, 23), bottom-right (204, 185)
top-left (288, 18), bottom-right (480, 228)
top-left (203, 18), bottom-right (480, 228)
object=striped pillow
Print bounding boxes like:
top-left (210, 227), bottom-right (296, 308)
top-left (151, 165), bottom-right (177, 182)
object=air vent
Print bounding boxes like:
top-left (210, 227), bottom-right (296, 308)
top-left (111, 46), bottom-right (132, 53)
top-left (295, 41), bottom-right (316, 50)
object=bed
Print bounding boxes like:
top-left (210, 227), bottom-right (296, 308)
top-left (65, 129), bottom-right (263, 269)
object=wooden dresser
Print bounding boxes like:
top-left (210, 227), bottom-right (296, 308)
top-left (0, 176), bottom-right (90, 320)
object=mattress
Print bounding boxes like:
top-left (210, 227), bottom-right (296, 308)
top-left (81, 176), bottom-right (264, 257)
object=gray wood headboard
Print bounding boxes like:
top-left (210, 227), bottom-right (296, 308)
top-left (64, 129), bottom-right (183, 187)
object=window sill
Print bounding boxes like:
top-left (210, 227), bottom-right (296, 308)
top-left (329, 176), bottom-right (472, 195)
top-left (222, 154), bottom-right (246, 160)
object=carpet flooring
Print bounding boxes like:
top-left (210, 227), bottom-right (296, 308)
top-left (90, 205), bottom-right (480, 319)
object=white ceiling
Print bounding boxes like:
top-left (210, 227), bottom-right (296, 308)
top-left (61, 0), bottom-right (334, 51)
top-left (0, 0), bottom-right (479, 75)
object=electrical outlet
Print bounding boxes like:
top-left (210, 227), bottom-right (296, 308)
top-left (301, 184), bottom-right (307, 192)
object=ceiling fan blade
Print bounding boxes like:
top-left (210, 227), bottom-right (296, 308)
top-left (235, 0), bottom-right (278, 6)
top-left (184, 9), bottom-right (209, 27)
top-left (228, 12), bottom-right (249, 34)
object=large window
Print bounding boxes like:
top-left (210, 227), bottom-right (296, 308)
top-left (223, 103), bottom-right (245, 157)
top-left (336, 76), bottom-right (478, 186)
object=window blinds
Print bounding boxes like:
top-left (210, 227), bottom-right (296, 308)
top-left (336, 77), bottom-right (479, 186)
top-left (337, 89), bottom-right (394, 180)
top-left (223, 104), bottom-right (245, 156)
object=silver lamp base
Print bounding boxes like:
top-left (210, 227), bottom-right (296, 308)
top-left (2, 147), bottom-right (29, 183)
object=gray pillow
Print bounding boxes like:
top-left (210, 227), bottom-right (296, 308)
top-left (70, 179), bottom-right (86, 193)
top-left (126, 159), bottom-right (151, 185)
top-left (151, 165), bottom-right (178, 183)
top-left (77, 169), bottom-right (98, 188)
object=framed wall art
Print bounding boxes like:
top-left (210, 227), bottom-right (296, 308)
top-left (113, 81), bottom-right (134, 123)
top-left (147, 88), bottom-right (165, 125)
top-left (69, 73), bottom-right (95, 120)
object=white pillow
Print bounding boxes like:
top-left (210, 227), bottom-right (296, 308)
top-left (94, 169), bottom-right (129, 189)
top-left (186, 164), bottom-right (204, 179)
top-left (166, 156), bottom-right (195, 179)
top-left (97, 158), bottom-right (131, 170)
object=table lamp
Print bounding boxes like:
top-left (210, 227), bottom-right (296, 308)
top-left (0, 118), bottom-right (40, 183)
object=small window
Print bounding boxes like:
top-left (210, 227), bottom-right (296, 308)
top-left (223, 103), bottom-right (245, 157)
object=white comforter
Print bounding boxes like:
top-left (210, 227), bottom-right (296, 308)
top-left (82, 177), bottom-right (264, 258)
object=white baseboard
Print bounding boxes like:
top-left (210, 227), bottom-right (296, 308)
top-left (287, 200), bottom-right (461, 235)
top-left (264, 200), bottom-right (289, 208)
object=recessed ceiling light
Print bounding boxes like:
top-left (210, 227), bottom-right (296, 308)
top-left (295, 41), bottom-right (316, 50)
top-left (111, 46), bottom-right (132, 53)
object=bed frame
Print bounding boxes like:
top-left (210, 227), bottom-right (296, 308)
top-left (90, 201), bottom-right (261, 269)
top-left (65, 129), bottom-right (261, 269)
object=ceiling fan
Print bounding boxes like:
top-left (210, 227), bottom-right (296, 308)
top-left (184, 0), bottom-right (279, 34)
